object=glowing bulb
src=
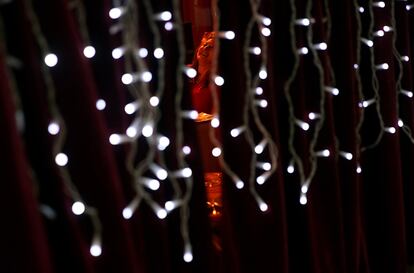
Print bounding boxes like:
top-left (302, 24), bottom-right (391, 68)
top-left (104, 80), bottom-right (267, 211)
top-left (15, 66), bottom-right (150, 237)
top-left (156, 169), bottom-right (168, 180)
top-left (308, 112), bottom-right (320, 120)
top-left (256, 176), bottom-right (265, 185)
top-left (361, 38), bottom-right (373, 47)
top-left (301, 185), bottom-right (308, 194)
top-left (255, 87), bottom-right (264, 95)
top-left (181, 110), bottom-right (198, 120)
top-left (149, 96), bottom-right (159, 107)
top-left (182, 146), bottom-right (191, 155)
top-left (325, 86), bottom-right (339, 95)
top-left (44, 53), bottom-right (58, 67)
top-left (250, 47), bottom-right (261, 55)
top-left (211, 117), bottom-right (220, 128)
top-left (183, 248), bottom-right (193, 263)
top-left (109, 134), bottom-right (122, 145)
top-left (158, 136), bottom-right (170, 150)
top-left (55, 153), bottom-right (68, 166)
top-left (153, 48), bottom-right (164, 59)
top-left (257, 99), bottom-right (268, 108)
top-left (184, 67), bottom-right (197, 78)
top-left (359, 7), bottom-right (365, 13)
top-left (214, 76), bottom-right (224, 86)
top-left (259, 202), bottom-right (268, 212)
top-left (147, 179), bottom-right (160, 190)
top-left (296, 120), bottom-right (310, 131)
top-left (109, 7), bottom-right (123, 19)
top-left (376, 63), bottom-right (389, 70)
top-left (254, 143), bottom-right (265, 154)
top-left (374, 30), bottom-right (384, 37)
top-left (398, 119), bottom-right (404, 127)
top-left (354, 64), bottom-right (359, 69)
top-left (142, 124), bottom-right (153, 137)
top-left (261, 17), bottom-right (272, 26)
top-left (316, 149), bottom-right (330, 157)
top-left (401, 89), bottom-right (413, 98)
top-left (373, 1), bottom-right (385, 8)
top-left (231, 126), bottom-right (245, 137)
top-left (159, 11), bottom-right (172, 21)
top-left (287, 165), bottom-right (295, 174)
top-left (48, 122), bottom-right (60, 135)
top-left (112, 47), bottom-right (124, 59)
top-left (165, 201), bottom-right (176, 211)
top-left (315, 42), bottom-right (327, 50)
top-left (259, 69), bottom-right (268, 79)
top-left (212, 147), bottom-right (221, 157)
top-left (72, 201), bottom-right (86, 215)
top-left (156, 208), bottom-right (167, 219)
top-left (236, 180), bottom-right (244, 189)
top-left (298, 47), bottom-right (309, 55)
top-left (261, 27), bottom-right (271, 37)
top-left (122, 207), bottom-right (133, 219)
top-left (223, 31), bottom-right (235, 40)
top-left (90, 244), bottom-right (102, 257)
top-left (124, 101), bottom-right (139, 114)
top-left (122, 73), bottom-right (134, 85)
top-left (182, 167), bottom-right (192, 178)
top-left (407, 4), bottom-right (414, 11)
top-left (296, 18), bottom-right (310, 26)
top-left (96, 99), bottom-right (106, 110)
top-left (138, 48), bottom-right (148, 58)
top-left (356, 166), bottom-right (362, 173)
top-left (262, 162), bottom-right (271, 171)
top-left (164, 22), bottom-right (174, 31)
top-left (359, 98), bottom-right (375, 108)
top-left (340, 152), bottom-right (353, 160)
top-left (401, 56), bottom-right (409, 62)
top-left (141, 71), bottom-right (152, 82)
top-left (83, 46), bottom-right (96, 58)
top-left (383, 26), bottom-right (392, 32)
top-left (300, 195), bottom-right (307, 205)
top-left (126, 126), bottom-right (137, 138)
top-left (385, 127), bottom-right (396, 134)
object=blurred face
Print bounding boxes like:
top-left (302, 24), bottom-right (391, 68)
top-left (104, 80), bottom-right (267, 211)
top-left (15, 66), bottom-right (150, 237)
top-left (196, 35), bottom-right (215, 67)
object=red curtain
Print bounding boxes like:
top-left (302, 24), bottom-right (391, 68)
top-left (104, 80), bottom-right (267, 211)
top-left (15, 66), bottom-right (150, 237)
top-left (0, 0), bottom-right (414, 273)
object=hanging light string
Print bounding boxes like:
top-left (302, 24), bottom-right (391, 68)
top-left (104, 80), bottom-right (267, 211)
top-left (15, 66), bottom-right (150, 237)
top-left (300, 0), bottom-right (329, 202)
top-left (391, 1), bottom-right (414, 143)
top-left (353, 0), bottom-right (366, 173)
top-left (242, 0), bottom-right (279, 210)
top-left (172, 0), bottom-right (195, 262)
top-left (283, 0), bottom-right (307, 189)
top-left (23, 0), bottom-right (102, 256)
top-left (110, 0), bottom-right (195, 262)
top-left (360, 0), bottom-right (386, 151)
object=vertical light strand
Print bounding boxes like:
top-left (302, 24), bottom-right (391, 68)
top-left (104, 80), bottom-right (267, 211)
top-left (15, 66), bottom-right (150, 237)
top-left (283, 0), bottom-right (307, 186)
top-left (361, 0), bottom-right (386, 151)
top-left (172, 0), bottom-right (195, 262)
top-left (303, 0), bottom-right (328, 192)
top-left (23, 0), bottom-right (101, 255)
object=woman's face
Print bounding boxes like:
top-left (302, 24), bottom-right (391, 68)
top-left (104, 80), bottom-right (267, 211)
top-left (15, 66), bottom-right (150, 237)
top-left (196, 36), bottom-right (214, 67)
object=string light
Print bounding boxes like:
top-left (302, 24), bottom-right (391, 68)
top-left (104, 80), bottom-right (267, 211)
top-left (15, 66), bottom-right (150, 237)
top-left (122, 197), bottom-right (141, 219)
top-left (164, 22), bottom-right (174, 31)
top-left (182, 146), bottom-right (191, 155)
top-left (359, 7), bottom-right (365, 13)
top-left (407, 4), bottom-right (414, 10)
top-left (249, 47), bottom-right (262, 55)
top-left (137, 48), bottom-right (148, 58)
top-left (359, 98), bottom-right (376, 108)
top-left (373, 30), bottom-right (385, 37)
top-left (90, 242), bottom-right (102, 257)
top-left (308, 112), bottom-right (321, 120)
top-left (261, 27), bottom-right (271, 37)
top-left (254, 139), bottom-right (267, 154)
top-left (287, 163), bottom-right (295, 174)
top-left (356, 165), bottom-right (362, 174)
top-left (149, 96), bottom-right (160, 107)
top-left (398, 119), bottom-right (404, 128)
top-left (301, 184), bottom-right (309, 194)
top-left (112, 47), bottom-right (124, 59)
top-left (183, 244), bottom-right (193, 263)
top-left (315, 149), bottom-right (330, 157)
top-left (214, 75), bottom-right (224, 86)
top-left (181, 110), bottom-right (199, 120)
top-left (258, 68), bottom-right (268, 79)
top-left (230, 126), bottom-right (245, 137)
top-left (55, 153), bottom-right (68, 166)
top-left (142, 177), bottom-right (160, 191)
top-left (48, 122), bottom-right (60, 135)
top-left (401, 56), bottom-right (409, 62)
top-left (339, 151), bottom-right (353, 160)
top-left (109, 7), bottom-right (124, 19)
top-left (384, 127), bottom-right (396, 134)
top-left (324, 86), bottom-right (339, 96)
top-left (299, 194), bottom-right (307, 205)
top-left (142, 123), bottom-right (154, 137)
top-left (219, 31), bottom-right (235, 40)
top-left (212, 147), bottom-right (222, 157)
top-left (382, 25), bottom-right (393, 32)
top-left (157, 136), bottom-right (170, 151)
top-left (297, 47), bottom-right (309, 55)
top-left (295, 119), bottom-right (310, 131)
top-left (313, 42), bottom-right (328, 50)
top-left (124, 101), bottom-right (140, 114)
top-left (96, 99), bottom-right (106, 110)
top-left (256, 171), bottom-right (271, 185)
top-left (295, 18), bottom-right (311, 26)
top-left (361, 38), bottom-right (374, 47)
top-left (153, 48), bottom-right (164, 59)
top-left (255, 87), bottom-right (264, 95)
top-left (211, 117), bottom-right (220, 128)
top-left (83, 46), bottom-right (96, 58)
top-left (164, 200), bottom-right (180, 212)
top-left (183, 67), bottom-right (197, 78)
top-left (256, 99), bottom-right (268, 108)
top-left (400, 89), bottom-right (413, 98)
top-left (155, 11), bottom-right (172, 21)
top-left (257, 162), bottom-right (272, 171)
top-left (375, 63), bottom-right (389, 70)
top-left (44, 53), bottom-right (58, 67)
top-left (372, 1), bottom-right (385, 8)
top-left (149, 163), bottom-right (168, 180)
top-left (71, 201), bottom-right (86, 215)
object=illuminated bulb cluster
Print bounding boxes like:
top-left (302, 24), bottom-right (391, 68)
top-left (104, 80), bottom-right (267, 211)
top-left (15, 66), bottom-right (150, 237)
top-left (121, 71), bottom-right (152, 85)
